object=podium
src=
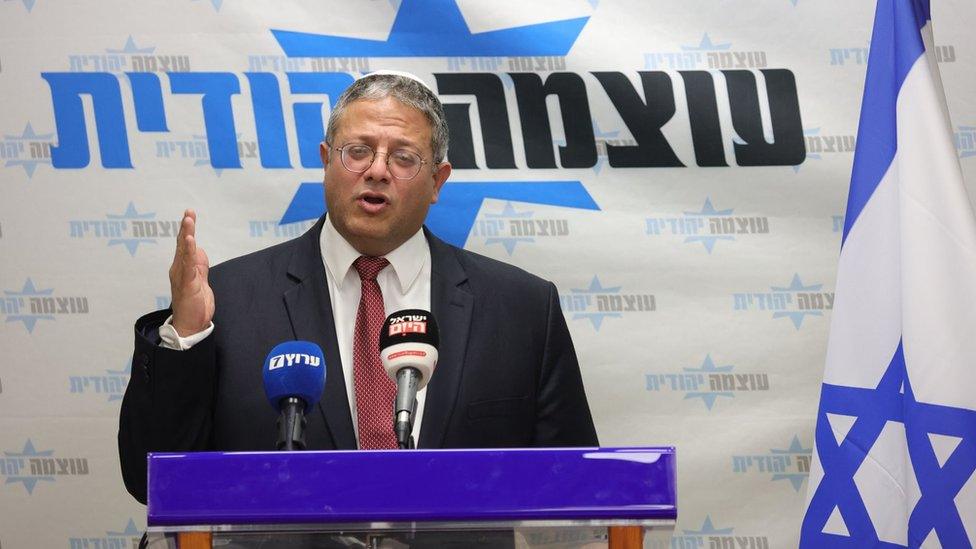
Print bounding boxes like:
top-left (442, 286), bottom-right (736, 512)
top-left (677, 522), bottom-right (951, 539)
top-left (145, 447), bottom-right (676, 548)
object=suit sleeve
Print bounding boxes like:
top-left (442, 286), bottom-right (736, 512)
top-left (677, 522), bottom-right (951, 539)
top-left (532, 282), bottom-right (599, 447)
top-left (118, 309), bottom-right (218, 504)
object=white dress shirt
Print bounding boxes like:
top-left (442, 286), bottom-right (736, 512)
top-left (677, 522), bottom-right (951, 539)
top-left (159, 215), bottom-right (432, 447)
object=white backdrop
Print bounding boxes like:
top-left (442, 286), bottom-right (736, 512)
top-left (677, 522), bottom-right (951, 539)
top-left (1, 1), bottom-right (975, 547)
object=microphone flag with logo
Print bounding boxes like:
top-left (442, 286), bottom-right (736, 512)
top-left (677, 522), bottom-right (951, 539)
top-left (379, 309), bottom-right (439, 449)
top-left (262, 340), bottom-right (326, 451)
top-left (800, 1), bottom-right (976, 546)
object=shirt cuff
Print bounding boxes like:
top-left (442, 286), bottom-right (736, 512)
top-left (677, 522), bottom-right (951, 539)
top-left (158, 315), bottom-right (214, 350)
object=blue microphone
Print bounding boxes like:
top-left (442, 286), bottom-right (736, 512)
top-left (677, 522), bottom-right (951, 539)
top-left (262, 341), bottom-right (326, 451)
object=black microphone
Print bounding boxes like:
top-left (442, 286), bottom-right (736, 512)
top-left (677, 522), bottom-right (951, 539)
top-left (379, 309), bottom-right (439, 449)
top-left (262, 341), bottom-right (326, 451)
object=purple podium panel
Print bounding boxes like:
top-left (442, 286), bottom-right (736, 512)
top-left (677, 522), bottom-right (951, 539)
top-left (147, 447), bottom-right (676, 526)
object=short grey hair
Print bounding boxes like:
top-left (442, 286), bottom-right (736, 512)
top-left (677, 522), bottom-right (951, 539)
top-left (325, 73), bottom-right (450, 164)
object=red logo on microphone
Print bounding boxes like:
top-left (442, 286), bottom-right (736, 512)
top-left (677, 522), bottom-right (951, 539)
top-left (388, 321), bottom-right (427, 336)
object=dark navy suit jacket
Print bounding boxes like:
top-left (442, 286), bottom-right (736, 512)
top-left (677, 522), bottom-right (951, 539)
top-left (118, 216), bottom-right (597, 504)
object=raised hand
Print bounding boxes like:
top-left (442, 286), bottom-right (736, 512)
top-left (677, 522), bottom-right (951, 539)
top-left (168, 209), bottom-right (215, 337)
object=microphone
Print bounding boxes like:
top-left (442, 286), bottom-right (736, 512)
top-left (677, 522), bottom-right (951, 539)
top-left (262, 341), bottom-right (326, 451)
top-left (379, 309), bottom-right (439, 449)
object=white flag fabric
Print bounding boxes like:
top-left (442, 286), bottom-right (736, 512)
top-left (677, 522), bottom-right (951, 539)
top-left (800, 0), bottom-right (976, 547)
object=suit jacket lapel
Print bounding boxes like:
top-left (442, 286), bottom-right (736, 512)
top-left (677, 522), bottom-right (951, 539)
top-left (419, 228), bottom-right (473, 448)
top-left (282, 216), bottom-right (357, 449)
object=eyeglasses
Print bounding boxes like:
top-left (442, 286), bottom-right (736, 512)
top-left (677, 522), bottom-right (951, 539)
top-left (330, 143), bottom-right (429, 180)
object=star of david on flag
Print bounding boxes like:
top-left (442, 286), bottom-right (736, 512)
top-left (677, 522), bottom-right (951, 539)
top-left (800, 1), bottom-right (976, 547)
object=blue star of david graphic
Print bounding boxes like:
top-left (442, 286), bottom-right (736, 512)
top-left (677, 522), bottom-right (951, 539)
top-left (771, 274), bottom-right (823, 329)
top-left (682, 198), bottom-right (736, 254)
top-left (4, 278), bottom-right (54, 333)
top-left (481, 201), bottom-right (534, 255)
top-left (683, 515), bottom-right (735, 536)
top-left (801, 341), bottom-right (976, 547)
top-left (281, 180), bottom-right (599, 249)
top-left (105, 36), bottom-right (155, 54)
top-left (3, 440), bottom-right (54, 494)
top-left (105, 202), bottom-right (157, 256)
top-left (681, 33), bottom-right (732, 52)
top-left (770, 435), bottom-right (813, 491)
top-left (272, 0), bottom-right (589, 58)
top-left (3, 123), bottom-right (54, 178)
top-left (957, 126), bottom-right (976, 159)
top-left (682, 354), bottom-right (735, 410)
top-left (568, 276), bottom-right (622, 331)
top-left (107, 519), bottom-right (142, 538)
top-left (4, 0), bottom-right (37, 13)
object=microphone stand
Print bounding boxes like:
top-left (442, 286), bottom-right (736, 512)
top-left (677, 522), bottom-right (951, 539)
top-left (394, 368), bottom-right (421, 449)
top-left (277, 397), bottom-right (307, 451)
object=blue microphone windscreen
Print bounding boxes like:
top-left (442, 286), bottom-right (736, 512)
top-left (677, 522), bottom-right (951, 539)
top-left (262, 340), bottom-right (326, 411)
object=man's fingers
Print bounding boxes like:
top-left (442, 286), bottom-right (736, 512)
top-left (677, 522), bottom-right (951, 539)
top-left (181, 234), bottom-right (199, 282)
top-left (173, 210), bottom-right (195, 262)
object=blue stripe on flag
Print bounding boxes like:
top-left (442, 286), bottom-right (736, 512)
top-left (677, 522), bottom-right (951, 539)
top-left (841, 0), bottom-right (927, 245)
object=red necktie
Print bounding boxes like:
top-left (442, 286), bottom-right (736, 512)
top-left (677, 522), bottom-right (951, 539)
top-left (352, 256), bottom-right (397, 449)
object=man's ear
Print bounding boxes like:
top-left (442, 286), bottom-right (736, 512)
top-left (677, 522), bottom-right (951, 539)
top-left (319, 142), bottom-right (330, 167)
top-left (430, 162), bottom-right (452, 204)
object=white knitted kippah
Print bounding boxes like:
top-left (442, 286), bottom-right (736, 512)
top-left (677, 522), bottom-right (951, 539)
top-left (358, 70), bottom-right (435, 93)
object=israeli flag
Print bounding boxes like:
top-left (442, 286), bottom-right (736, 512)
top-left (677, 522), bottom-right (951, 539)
top-left (800, 1), bottom-right (976, 547)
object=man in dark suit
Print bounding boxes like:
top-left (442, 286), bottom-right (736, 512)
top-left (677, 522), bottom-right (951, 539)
top-left (118, 72), bottom-right (598, 506)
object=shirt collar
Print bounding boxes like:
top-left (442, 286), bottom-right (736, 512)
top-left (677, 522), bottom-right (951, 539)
top-left (320, 215), bottom-right (428, 295)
